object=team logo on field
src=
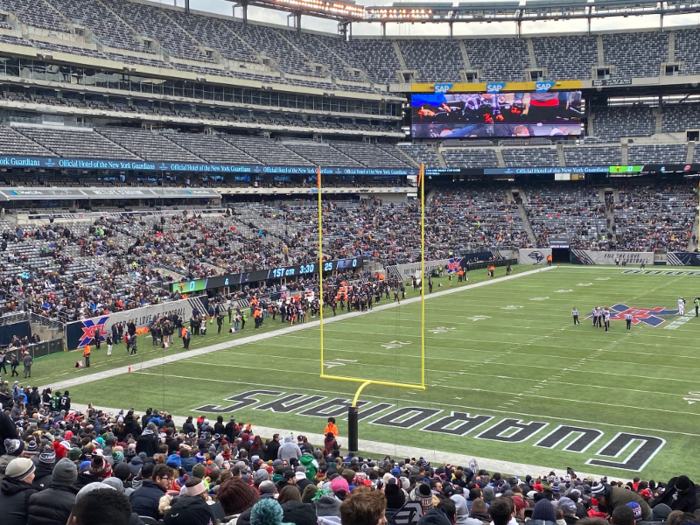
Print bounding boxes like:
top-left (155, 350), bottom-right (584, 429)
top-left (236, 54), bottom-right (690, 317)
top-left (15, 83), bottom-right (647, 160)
top-left (79, 316), bottom-right (109, 347)
top-left (587, 304), bottom-right (679, 327)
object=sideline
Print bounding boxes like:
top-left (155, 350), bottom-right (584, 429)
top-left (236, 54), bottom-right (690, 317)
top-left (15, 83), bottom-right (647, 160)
top-left (70, 401), bottom-right (627, 482)
top-left (41, 265), bottom-right (556, 392)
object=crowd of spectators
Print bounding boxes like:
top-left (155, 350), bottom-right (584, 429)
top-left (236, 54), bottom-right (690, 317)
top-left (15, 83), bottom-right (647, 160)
top-left (523, 187), bottom-right (610, 249)
top-left (612, 185), bottom-right (696, 252)
top-left (0, 393), bottom-right (697, 525)
top-left (0, 183), bottom-right (696, 323)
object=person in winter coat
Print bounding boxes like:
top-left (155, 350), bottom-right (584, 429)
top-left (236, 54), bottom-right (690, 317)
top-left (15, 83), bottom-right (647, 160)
top-left (385, 483), bottom-right (406, 525)
top-left (651, 476), bottom-right (697, 513)
top-left (277, 435), bottom-right (301, 463)
top-left (264, 434), bottom-right (281, 462)
top-left (31, 447), bottom-right (56, 491)
top-left (0, 412), bottom-right (19, 455)
top-left (591, 483), bottom-right (652, 521)
top-left (0, 457), bottom-right (38, 525)
top-left (135, 423), bottom-right (159, 457)
top-left (129, 463), bottom-right (171, 521)
top-left (324, 432), bottom-right (339, 456)
top-left (27, 457), bottom-right (78, 525)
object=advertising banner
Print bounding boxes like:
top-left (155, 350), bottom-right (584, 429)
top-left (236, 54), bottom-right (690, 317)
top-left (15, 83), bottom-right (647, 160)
top-left (65, 296), bottom-right (209, 350)
top-left (519, 248), bottom-right (551, 265)
top-left (667, 253), bottom-right (700, 266)
top-left (570, 250), bottom-right (654, 265)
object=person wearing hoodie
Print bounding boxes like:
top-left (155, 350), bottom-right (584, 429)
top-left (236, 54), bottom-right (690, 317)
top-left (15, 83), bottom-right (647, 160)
top-left (0, 457), bottom-right (38, 525)
top-left (451, 493), bottom-right (470, 525)
top-left (277, 436), bottom-right (301, 463)
top-left (316, 483), bottom-right (344, 525)
top-left (530, 498), bottom-right (558, 525)
top-left (651, 476), bottom-right (697, 513)
top-left (136, 423), bottom-right (159, 457)
top-left (27, 457), bottom-right (78, 525)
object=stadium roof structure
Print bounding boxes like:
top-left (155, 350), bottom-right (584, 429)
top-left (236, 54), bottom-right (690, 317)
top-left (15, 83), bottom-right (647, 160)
top-left (222, 0), bottom-right (700, 26)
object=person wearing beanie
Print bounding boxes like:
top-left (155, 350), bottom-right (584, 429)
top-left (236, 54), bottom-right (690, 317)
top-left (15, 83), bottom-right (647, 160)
top-left (651, 475), bottom-right (697, 513)
top-left (249, 498), bottom-right (290, 525)
top-left (530, 499), bottom-right (557, 525)
top-left (254, 468), bottom-right (269, 487)
top-left (4, 438), bottom-right (24, 457)
top-left (88, 454), bottom-right (112, 480)
top-left (410, 482), bottom-right (434, 515)
top-left (27, 457), bottom-right (78, 525)
top-left (32, 445), bottom-right (56, 491)
top-left (594, 483), bottom-right (651, 521)
top-left (68, 447), bottom-right (81, 463)
top-left (385, 483), bottom-right (406, 523)
top-left (218, 476), bottom-right (260, 523)
top-left (0, 457), bottom-right (38, 525)
top-left (259, 480), bottom-right (277, 499)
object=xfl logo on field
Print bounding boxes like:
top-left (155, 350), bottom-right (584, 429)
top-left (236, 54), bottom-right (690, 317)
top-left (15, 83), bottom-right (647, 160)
top-left (79, 316), bottom-right (109, 347)
top-left (587, 304), bottom-right (679, 327)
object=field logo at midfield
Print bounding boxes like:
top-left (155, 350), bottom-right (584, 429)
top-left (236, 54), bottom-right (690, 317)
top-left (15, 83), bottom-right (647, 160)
top-left (588, 304), bottom-right (680, 327)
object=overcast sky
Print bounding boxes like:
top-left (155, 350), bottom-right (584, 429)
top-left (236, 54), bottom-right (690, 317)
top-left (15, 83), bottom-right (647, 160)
top-left (149, 0), bottom-right (700, 36)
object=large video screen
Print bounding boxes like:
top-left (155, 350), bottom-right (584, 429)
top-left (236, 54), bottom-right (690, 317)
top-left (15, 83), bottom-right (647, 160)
top-left (411, 91), bottom-right (582, 139)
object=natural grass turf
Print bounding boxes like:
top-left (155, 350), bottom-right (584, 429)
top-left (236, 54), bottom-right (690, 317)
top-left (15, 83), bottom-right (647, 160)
top-left (32, 265), bottom-right (700, 480)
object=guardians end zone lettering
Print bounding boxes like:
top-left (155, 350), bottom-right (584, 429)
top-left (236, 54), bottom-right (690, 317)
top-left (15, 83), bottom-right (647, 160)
top-left (194, 390), bottom-right (665, 472)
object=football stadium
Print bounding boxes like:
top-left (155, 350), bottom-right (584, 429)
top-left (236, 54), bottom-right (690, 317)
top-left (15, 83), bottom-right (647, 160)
top-left (1, 0), bottom-right (700, 524)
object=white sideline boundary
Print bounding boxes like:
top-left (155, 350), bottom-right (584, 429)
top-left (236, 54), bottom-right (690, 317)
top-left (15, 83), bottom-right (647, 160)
top-left (70, 402), bottom-right (627, 482)
top-left (41, 265), bottom-right (556, 392)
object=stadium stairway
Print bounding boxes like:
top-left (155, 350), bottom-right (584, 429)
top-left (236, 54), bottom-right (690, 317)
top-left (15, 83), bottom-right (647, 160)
top-left (515, 197), bottom-right (538, 246)
top-left (688, 214), bottom-right (699, 251)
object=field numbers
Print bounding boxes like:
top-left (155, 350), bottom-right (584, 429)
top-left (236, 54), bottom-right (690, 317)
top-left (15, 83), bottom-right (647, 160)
top-left (324, 359), bottom-right (358, 369)
top-left (380, 340), bottom-right (412, 349)
top-left (501, 305), bottom-right (524, 310)
top-left (429, 327), bottom-right (457, 334)
top-left (467, 315), bottom-right (491, 321)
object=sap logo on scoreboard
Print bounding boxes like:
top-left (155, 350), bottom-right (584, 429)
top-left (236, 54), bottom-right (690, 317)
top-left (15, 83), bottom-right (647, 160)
top-left (535, 82), bottom-right (556, 92)
top-left (486, 83), bottom-right (507, 93)
top-left (195, 390), bottom-right (665, 472)
top-left (433, 83), bottom-right (453, 94)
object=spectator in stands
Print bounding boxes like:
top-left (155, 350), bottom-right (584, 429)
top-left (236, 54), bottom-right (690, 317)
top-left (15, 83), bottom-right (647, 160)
top-left (591, 482), bottom-right (651, 521)
top-left (67, 487), bottom-right (132, 525)
top-left (339, 489), bottom-right (387, 525)
top-left (27, 457), bottom-right (79, 525)
top-left (0, 457), bottom-right (38, 525)
top-left (129, 463), bottom-right (172, 521)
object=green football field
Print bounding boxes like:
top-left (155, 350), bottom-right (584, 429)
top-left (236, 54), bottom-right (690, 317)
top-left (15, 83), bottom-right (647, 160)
top-left (30, 265), bottom-right (700, 481)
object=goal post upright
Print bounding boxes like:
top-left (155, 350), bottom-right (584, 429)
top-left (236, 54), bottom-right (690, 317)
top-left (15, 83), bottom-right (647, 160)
top-left (319, 164), bottom-right (427, 452)
top-left (318, 165), bottom-right (324, 377)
